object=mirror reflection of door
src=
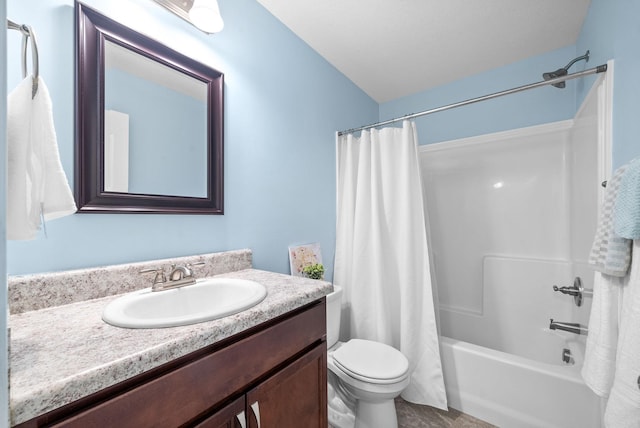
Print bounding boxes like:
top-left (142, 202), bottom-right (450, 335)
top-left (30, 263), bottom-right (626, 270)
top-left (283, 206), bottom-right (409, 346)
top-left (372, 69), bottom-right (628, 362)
top-left (104, 109), bottom-right (129, 193)
top-left (103, 40), bottom-right (208, 198)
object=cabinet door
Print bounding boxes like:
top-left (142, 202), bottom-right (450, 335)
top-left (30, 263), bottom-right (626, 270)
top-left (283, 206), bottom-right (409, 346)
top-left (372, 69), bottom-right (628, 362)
top-left (193, 396), bottom-right (246, 428)
top-left (246, 344), bottom-right (327, 428)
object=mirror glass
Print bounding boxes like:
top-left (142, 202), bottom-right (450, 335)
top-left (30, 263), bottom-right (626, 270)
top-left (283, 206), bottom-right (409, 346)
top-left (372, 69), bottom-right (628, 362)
top-left (103, 40), bottom-right (208, 197)
top-left (76, 4), bottom-right (224, 214)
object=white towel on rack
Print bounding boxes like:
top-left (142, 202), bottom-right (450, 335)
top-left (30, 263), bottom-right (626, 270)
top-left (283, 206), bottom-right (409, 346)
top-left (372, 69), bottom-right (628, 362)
top-left (582, 271), bottom-right (622, 397)
top-left (604, 239), bottom-right (640, 428)
top-left (7, 76), bottom-right (76, 240)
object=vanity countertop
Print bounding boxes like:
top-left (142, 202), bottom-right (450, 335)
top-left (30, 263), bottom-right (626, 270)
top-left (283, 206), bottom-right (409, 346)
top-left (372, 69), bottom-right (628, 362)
top-left (9, 268), bottom-right (332, 426)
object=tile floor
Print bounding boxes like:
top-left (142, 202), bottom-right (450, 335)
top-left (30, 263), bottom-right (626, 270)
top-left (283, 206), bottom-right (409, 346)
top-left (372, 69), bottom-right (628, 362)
top-left (395, 398), bottom-right (496, 428)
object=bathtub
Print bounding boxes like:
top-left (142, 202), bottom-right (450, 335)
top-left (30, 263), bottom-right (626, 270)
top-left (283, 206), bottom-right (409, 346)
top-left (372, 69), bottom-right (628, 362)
top-left (436, 245), bottom-right (599, 428)
top-left (440, 336), bottom-right (603, 428)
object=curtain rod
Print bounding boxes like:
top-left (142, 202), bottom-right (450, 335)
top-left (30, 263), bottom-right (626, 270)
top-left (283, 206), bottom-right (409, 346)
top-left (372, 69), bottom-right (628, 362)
top-left (338, 64), bottom-right (608, 136)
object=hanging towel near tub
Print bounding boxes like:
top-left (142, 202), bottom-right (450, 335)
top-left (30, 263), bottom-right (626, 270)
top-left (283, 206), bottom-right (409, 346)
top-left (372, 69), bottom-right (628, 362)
top-left (614, 157), bottom-right (640, 240)
top-left (7, 76), bottom-right (76, 240)
top-left (604, 239), bottom-right (640, 428)
top-left (582, 271), bottom-right (623, 396)
top-left (589, 165), bottom-right (632, 277)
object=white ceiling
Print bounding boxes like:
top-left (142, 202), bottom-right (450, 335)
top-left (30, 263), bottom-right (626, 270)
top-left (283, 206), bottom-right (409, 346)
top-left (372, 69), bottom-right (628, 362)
top-left (256, 0), bottom-right (591, 103)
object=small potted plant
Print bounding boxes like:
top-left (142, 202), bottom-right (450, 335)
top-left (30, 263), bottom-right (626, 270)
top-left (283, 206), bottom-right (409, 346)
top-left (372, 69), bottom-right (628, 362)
top-left (302, 263), bottom-right (324, 280)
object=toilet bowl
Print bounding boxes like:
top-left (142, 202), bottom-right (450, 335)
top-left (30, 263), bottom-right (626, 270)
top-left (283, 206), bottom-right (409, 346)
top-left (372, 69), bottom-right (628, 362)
top-left (326, 285), bottom-right (410, 428)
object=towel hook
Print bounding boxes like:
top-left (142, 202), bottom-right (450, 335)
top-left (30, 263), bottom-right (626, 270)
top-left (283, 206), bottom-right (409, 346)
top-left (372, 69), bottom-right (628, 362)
top-left (6, 19), bottom-right (39, 98)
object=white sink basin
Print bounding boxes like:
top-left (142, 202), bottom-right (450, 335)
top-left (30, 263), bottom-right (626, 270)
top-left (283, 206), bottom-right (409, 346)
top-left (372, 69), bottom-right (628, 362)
top-left (102, 278), bottom-right (267, 328)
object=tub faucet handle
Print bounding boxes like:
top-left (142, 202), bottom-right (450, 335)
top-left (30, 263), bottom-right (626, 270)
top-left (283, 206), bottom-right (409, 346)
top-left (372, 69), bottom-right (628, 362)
top-left (552, 277), bottom-right (592, 307)
top-left (553, 285), bottom-right (580, 296)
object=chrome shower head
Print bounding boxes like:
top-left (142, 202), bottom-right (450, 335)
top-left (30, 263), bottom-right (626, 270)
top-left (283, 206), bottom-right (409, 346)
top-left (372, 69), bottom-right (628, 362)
top-left (543, 50), bottom-right (590, 88)
top-left (543, 68), bottom-right (569, 88)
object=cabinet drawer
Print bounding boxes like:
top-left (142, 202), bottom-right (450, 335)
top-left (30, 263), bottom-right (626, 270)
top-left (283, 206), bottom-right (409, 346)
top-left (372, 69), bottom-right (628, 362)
top-left (49, 301), bottom-right (326, 428)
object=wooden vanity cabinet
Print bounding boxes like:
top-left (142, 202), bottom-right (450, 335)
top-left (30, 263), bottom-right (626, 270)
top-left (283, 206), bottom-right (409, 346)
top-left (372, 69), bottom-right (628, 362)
top-left (198, 343), bottom-right (327, 428)
top-left (245, 343), bottom-right (326, 428)
top-left (193, 396), bottom-right (245, 428)
top-left (17, 300), bottom-right (327, 428)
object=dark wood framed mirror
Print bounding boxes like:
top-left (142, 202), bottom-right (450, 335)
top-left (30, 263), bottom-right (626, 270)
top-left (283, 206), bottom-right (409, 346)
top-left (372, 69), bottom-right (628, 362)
top-left (75, 2), bottom-right (224, 214)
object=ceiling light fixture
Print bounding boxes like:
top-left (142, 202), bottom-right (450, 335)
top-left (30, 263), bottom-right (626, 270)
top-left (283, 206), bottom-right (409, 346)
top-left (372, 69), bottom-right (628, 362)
top-left (151, 0), bottom-right (224, 34)
top-left (189, 0), bottom-right (224, 33)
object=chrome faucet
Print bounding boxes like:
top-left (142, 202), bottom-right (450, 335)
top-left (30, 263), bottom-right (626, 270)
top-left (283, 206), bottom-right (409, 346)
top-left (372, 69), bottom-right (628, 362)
top-left (140, 262), bottom-right (205, 292)
top-left (169, 264), bottom-right (193, 281)
top-left (549, 319), bottom-right (589, 335)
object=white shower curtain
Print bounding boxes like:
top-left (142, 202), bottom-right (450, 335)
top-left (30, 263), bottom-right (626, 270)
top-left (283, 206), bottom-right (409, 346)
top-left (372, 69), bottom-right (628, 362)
top-left (334, 120), bottom-right (447, 410)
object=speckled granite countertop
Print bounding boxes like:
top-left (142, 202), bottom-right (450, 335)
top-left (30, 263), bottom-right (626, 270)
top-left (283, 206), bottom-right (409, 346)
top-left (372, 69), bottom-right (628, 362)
top-left (9, 268), bottom-right (332, 426)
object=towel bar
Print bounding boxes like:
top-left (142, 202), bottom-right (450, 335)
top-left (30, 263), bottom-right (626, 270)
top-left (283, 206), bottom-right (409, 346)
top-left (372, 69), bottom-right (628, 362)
top-left (6, 18), bottom-right (39, 98)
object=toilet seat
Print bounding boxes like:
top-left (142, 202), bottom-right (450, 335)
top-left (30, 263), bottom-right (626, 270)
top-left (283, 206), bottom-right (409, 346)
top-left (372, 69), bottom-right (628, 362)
top-left (332, 339), bottom-right (409, 385)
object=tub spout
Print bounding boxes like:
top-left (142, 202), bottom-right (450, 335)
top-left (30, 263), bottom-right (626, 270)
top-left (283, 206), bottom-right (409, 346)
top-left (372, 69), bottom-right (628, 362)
top-left (549, 319), bottom-right (588, 335)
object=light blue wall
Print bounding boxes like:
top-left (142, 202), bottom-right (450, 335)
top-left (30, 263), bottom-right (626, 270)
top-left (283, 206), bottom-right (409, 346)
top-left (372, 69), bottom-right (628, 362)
top-left (6, 0), bottom-right (378, 276)
top-left (105, 69), bottom-right (208, 197)
top-left (380, 45), bottom-right (580, 146)
top-left (576, 0), bottom-right (640, 168)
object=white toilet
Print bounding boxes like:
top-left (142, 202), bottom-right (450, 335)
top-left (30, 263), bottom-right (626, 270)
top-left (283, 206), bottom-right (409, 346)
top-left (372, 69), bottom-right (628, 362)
top-left (326, 285), bottom-right (410, 428)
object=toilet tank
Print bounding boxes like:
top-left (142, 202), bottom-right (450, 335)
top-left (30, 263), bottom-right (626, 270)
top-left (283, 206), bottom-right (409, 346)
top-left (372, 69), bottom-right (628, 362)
top-left (326, 285), bottom-right (342, 348)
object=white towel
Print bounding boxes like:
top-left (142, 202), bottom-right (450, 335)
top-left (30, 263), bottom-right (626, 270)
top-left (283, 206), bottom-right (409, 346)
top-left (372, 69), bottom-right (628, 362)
top-left (604, 239), bottom-right (640, 428)
top-left (582, 271), bottom-right (622, 396)
top-left (7, 76), bottom-right (76, 240)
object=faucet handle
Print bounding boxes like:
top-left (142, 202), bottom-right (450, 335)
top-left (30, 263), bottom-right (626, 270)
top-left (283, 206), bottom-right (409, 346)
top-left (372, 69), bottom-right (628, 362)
top-left (552, 277), bottom-right (592, 307)
top-left (140, 267), bottom-right (167, 285)
top-left (186, 262), bottom-right (206, 276)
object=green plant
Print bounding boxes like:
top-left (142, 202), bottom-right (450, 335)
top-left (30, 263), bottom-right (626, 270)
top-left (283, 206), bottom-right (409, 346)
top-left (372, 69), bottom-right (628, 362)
top-left (302, 263), bottom-right (324, 280)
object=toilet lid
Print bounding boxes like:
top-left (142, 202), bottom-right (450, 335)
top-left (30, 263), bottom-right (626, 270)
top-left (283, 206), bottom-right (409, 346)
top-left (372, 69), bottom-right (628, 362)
top-left (332, 339), bottom-right (409, 384)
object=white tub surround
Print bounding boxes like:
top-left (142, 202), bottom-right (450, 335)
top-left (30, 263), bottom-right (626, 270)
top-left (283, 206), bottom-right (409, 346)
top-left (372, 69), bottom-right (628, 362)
top-left (8, 250), bottom-right (333, 426)
top-left (420, 72), bottom-right (612, 427)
